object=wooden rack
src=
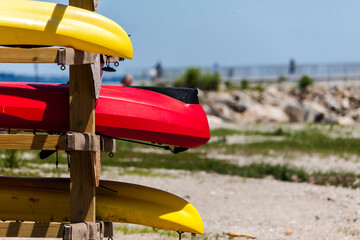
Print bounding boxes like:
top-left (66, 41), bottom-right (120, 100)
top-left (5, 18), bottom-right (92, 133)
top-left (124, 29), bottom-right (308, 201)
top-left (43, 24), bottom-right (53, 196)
top-left (0, 0), bottom-right (117, 239)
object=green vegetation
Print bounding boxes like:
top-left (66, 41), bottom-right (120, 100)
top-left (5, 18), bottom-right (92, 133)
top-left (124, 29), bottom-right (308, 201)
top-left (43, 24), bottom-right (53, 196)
top-left (115, 225), bottom-right (179, 237)
top-left (239, 79), bottom-right (264, 92)
top-left (174, 67), bottom-right (221, 91)
top-left (298, 75), bottom-right (314, 90)
top-left (1, 124), bottom-right (360, 189)
top-left (224, 80), bottom-right (238, 90)
top-left (3, 150), bottom-right (21, 168)
top-left (277, 76), bottom-right (287, 83)
top-left (210, 127), bottom-right (360, 157)
top-left (240, 79), bottom-right (249, 90)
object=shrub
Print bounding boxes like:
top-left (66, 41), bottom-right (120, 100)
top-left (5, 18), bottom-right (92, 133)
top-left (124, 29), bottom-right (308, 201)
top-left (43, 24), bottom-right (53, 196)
top-left (200, 72), bottom-right (221, 91)
top-left (224, 80), bottom-right (238, 90)
top-left (240, 79), bottom-right (249, 90)
top-left (174, 67), bottom-right (221, 91)
top-left (277, 76), bottom-right (287, 83)
top-left (174, 67), bottom-right (202, 88)
top-left (298, 75), bottom-right (313, 90)
top-left (4, 150), bottom-right (21, 168)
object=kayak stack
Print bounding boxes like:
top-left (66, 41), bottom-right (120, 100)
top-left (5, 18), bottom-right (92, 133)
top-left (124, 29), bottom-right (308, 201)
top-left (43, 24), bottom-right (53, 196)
top-left (0, 0), bottom-right (210, 236)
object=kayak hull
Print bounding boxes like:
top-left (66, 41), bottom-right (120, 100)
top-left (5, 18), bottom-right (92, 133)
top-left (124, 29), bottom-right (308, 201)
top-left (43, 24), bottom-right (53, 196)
top-left (0, 83), bottom-right (210, 148)
top-left (0, 177), bottom-right (203, 234)
top-left (0, 1), bottom-right (132, 59)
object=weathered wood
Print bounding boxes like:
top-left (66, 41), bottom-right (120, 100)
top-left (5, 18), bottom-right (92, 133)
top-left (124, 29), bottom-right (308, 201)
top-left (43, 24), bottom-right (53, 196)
top-left (58, 48), bottom-right (97, 66)
top-left (0, 134), bottom-right (66, 150)
top-left (66, 132), bottom-right (100, 152)
top-left (69, 0), bottom-right (99, 226)
top-left (0, 133), bottom-right (112, 152)
top-left (100, 136), bottom-right (116, 153)
top-left (0, 47), bottom-right (58, 63)
top-left (103, 222), bottom-right (114, 238)
top-left (69, 0), bottom-right (98, 11)
top-left (91, 54), bottom-right (103, 99)
top-left (101, 54), bottom-right (124, 63)
top-left (0, 222), bottom-right (64, 238)
top-left (0, 47), bottom-right (97, 65)
top-left (69, 64), bottom-right (97, 223)
top-left (63, 222), bottom-right (101, 240)
top-left (95, 149), bottom-right (102, 187)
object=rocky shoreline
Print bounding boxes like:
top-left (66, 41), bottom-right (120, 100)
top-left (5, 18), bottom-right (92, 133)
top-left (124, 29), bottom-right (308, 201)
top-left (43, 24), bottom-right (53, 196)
top-left (201, 83), bottom-right (360, 125)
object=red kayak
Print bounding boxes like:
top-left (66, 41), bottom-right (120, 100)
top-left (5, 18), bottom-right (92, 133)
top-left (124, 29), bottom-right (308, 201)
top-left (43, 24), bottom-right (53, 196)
top-left (0, 83), bottom-right (210, 148)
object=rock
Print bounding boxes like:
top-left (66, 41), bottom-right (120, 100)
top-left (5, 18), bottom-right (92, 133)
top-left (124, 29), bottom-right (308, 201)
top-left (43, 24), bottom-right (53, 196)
top-left (324, 93), bottom-right (341, 112)
top-left (206, 115), bottom-right (225, 129)
top-left (202, 104), bottom-right (214, 115)
top-left (337, 116), bottom-right (354, 125)
top-left (239, 104), bottom-right (289, 123)
top-left (232, 103), bottom-right (247, 113)
top-left (284, 105), bottom-right (306, 122)
top-left (211, 102), bottom-right (235, 121)
top-left (302, 100), bottom-right (329, 122)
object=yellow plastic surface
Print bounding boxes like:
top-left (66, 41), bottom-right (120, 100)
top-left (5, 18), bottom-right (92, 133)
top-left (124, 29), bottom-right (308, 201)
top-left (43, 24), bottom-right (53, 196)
top-left (0, 0), bottom-right (133, 59)
top-left (0, 177), bottom-right (203, 234)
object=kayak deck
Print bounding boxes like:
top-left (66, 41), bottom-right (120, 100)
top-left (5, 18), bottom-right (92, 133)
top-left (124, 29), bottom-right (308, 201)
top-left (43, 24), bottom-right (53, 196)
top-left (0, 83), bottom-right (210, 148)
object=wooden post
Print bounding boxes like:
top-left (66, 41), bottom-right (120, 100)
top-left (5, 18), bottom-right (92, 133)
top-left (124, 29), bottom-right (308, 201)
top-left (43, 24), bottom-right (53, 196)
top-left (69, 0), bottom-right (100, 224)
top-left (69, 63), bottom-right (97, 223)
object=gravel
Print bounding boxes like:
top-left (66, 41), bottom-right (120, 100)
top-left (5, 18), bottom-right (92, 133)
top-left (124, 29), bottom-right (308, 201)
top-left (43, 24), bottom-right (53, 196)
top-left (112, 172), bottom-right (360, 240)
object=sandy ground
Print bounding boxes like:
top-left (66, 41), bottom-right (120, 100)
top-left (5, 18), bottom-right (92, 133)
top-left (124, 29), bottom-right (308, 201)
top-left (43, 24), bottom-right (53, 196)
top-left (6, 120), bottom-right (360, 240)
top-left (109, 172), bottom-right (360, 240)
top-left (8, 171), bottom-right (359, 240)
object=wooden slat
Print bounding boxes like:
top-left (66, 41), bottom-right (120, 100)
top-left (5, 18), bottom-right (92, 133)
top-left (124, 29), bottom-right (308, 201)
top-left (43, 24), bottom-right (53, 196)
top-left (91, 54), bottom-right (103, 99)
top-left (101, 54), bottom-right (124, 63)
top-left (69, 0), bottom-right (98, 11)
top-left (66, 132), bottom-right (99, 152)
top-left (0, 134), bottom-right (66, 150)
top-left (0, 47), bottom-right (97, 65)
top-left (0, 222), bottom-right (64, 238)
top-left (0, 48), bottom-right (58, 63)
top-left (69, 0), bottom-right (99, 225)
top-left (69, 63), bottom-right (97, 223)
top-left (58, 48), bottom-right (97, 65)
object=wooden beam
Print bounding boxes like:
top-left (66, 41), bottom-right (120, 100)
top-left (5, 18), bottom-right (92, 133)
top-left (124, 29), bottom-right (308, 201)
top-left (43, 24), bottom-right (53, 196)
top-left (69, 0), bottom-right (98, 11)
top-left (0, 133), bottom-right (115, 152)
top-left (0, 134), bottom-right (66, 150)
top-left (0, 48), bottom-right (58, 63)
top-left (91, 54), bottom-right (103, 99)
top-left (100, 136), bottom-right (116, 153)
top-left (0, 47), bottom-right (97, 65)
top-left (101, 54), bottom-right (124, 63)
top-left (66, 132), bottom-right (99, 152)
top-left (69, 0), bottom-right (99, 225)
top-left (58, 48), bottom-right (97, 66)
top-left (69, 64), bottom-right (97, 223)
top-left (0, 222), bottom-right (64, 238)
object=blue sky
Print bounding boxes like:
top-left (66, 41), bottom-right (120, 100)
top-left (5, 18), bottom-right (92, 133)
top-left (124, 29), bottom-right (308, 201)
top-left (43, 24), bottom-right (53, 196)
top-left (1, 0), bottom-right (360, 76)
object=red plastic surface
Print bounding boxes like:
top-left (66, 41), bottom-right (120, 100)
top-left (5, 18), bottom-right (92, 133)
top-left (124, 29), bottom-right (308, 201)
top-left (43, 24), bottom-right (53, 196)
top-left (0, 83), bottom-right (210, 148)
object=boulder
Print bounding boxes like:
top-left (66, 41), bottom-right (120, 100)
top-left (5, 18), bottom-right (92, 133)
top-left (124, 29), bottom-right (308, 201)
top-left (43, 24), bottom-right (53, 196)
top-left (211, 102), bottom-right (235, 121)
top-left (284, 105), bottom-right (306, 122)
top-left (239, 104), bottom-right (289, 123)
top-left (337, 116), bottom-right (354, 125)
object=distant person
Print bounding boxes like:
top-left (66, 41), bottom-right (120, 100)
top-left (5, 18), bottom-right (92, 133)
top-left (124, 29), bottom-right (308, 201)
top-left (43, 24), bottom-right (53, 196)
top-left (213, 62), bottom-right (219, 73)
top-left (149, 68), bottom-right (157, 81)
top-left (121, 74), bottom-right (134, 86)
top-left (155, 62), bottom-right (163, 81)
top-left (289, 58), bottom-right (296, 75)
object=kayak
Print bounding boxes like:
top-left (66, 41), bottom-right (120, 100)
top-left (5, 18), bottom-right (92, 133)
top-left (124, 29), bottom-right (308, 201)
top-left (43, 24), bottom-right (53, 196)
top-left (0, 1), bottom-right (132, 59)
top-left (0, 83), bottom-right (210, 148)
top-left (0, 176), bottom-right (203, 234)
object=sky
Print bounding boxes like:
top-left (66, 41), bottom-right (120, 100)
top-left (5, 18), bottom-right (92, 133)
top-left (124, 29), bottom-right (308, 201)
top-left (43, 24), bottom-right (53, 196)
top-left (1, 0), bottom-right (360, 77)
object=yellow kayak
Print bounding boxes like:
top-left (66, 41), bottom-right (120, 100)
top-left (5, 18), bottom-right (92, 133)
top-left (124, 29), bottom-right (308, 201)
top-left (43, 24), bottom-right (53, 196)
top-left (0, 177), bottom-right (203, 234)
top-left (0, 1), bottom-right (133, 59)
